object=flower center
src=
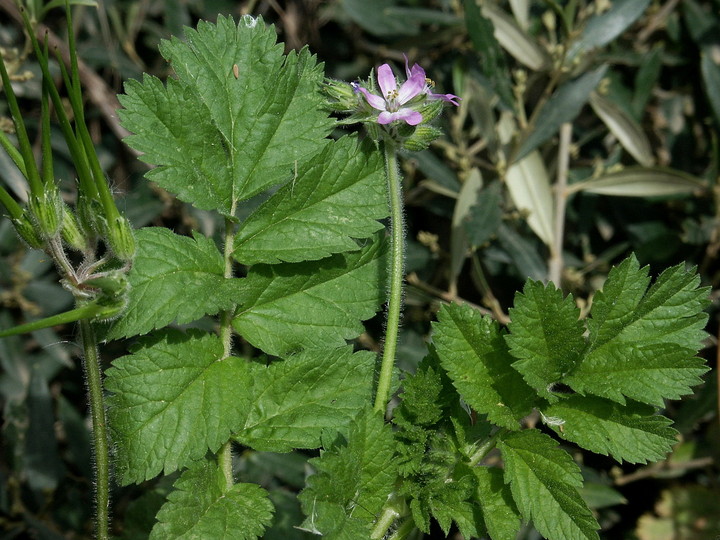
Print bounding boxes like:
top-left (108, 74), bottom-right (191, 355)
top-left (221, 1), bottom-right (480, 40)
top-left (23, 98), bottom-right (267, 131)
top-left (385, 88), bottom-right (400, 110)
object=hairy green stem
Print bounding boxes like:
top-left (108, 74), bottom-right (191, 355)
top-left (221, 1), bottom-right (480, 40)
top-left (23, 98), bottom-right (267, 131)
top-left (370, 504), bottom-right (401, 539)
top-left (468, 429), bottom-right (504, 467)
top-left (218, 214), bottom-right (237, 487)
top-left (374, 141), bottom-right (405, 415)
top-left (79, 318), bottom-right (110, 540)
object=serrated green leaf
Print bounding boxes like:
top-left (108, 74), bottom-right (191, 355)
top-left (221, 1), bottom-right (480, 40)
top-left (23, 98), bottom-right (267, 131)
top-left (498, 430), bottom-right (599, 540)
top-left (107, 228), bottom-right (244, 340)
top-left (119, 16), bottom-right (333, 215)
top-left (233, 235), bottom-right (387, 356)
top-left (474, 467), bottom-right (521, 540)
top-left (150, 459), bottom-right (273, 540)
top-left (565, 256), bottom-right (709, 407)
top-left (543, 396), bottom-right (677, 464)
top-left (298, 408), bottom-right (396, 538)
top-left (432, 303), bottom-right (536, 430)
top-left (233, 136), bottom-right (386, 265)
top-left (106, 330), bottom-right (250, 484)
top-left (236, 347), bottom-right (375, 452)
top-left (506, 281), bottom-right (586, 400)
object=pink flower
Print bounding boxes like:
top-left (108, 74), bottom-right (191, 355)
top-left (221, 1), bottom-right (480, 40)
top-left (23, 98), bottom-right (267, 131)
top-left (354, 64), bottom-right (425, 125)
top-left (405, 55), bottom-right (461, 106)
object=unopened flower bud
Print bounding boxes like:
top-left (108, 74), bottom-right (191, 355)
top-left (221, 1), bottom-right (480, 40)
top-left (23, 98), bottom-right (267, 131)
top-left (323, 78), bottom-right (360, 112)
top-left (28, 189), bottom-right (63, 239)
top-left (61, 206), bottom-right (90, 252)
top-left (106, 215), bottom-right (135, 261)
top-left (12, 211), bottom-right (44, 248)
top-left (402, 126), bottom-right (443, 152)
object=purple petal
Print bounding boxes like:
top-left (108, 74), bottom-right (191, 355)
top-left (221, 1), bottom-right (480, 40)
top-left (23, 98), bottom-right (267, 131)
top-left (356, 86), bottom-right (387, 111)
top-left (376, 64), bottom-right (397, 97)
top-left (397, 73), bottom-right (425, 104)
top-left (430, 92), bottom-right (462, 106)
top-left (377, 111), bottom-right (396, 124)
top-left (403, 54), bottom-right (412, 78)
top-left (395, 108), bottom-right (423, 125)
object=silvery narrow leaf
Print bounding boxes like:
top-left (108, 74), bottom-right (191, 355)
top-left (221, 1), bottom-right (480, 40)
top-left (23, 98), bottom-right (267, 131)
top-left (505, 151), bottom-right (555, 247)
top-left (481, 3), bottom-right (550, 71)
top-left (451, 168), bottom-right (483, 280)
top-left (589, 92), bottom-right (654, 167)
top-left (568, 167), bottom-right (706, 197)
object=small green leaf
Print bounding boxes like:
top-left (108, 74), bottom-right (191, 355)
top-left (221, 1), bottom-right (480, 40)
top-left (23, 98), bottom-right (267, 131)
top-left (498, 430), bottom-right (600, 540)
top-left (515, 66), bottom-right (608, 162)
top-left (233, 235), bottom-right (386, 356)
top-left (451, 168), bottom-right (483, 281)
top-left (702, 47), bottom-right (720, 126)
top-left (119, 16), bottom-right (332, 215)
top-left (106, 330), bottom-right (251, 484)
top-left (299, 408), bottom-right (396, 537)
top-left (432, 303), bottom-right (537, 429)
top-left (233, 136), bottom-right (386, 265)
top-left (107, 228), bottom-right (244, 340)
top-left (496, 224), bottom-right (547, 281)
top-left (464, 181), bottom-right (503, 248)
top-left (236, 347), bottom-right (375, 452)
top-left (150, 459), bottom-right (273, 540)
top-left (543, 396), bottom-right (677, 464)
top-left (474, 467), bottom-right (521, 540)
top-left (506, 281), bottom-right (586, 400)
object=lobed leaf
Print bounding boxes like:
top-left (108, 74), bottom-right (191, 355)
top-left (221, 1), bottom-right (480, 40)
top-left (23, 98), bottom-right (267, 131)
top-left (298, 408), bottom-right (396, 537)
top-left (106, 329), bottom-right (251, 485)
top-left (498, 430), bottom-right (599, 540)
top-left (543, 395), bottom-right (677, 464)
top-left (233, 135), bottom-right (386, 265)
top-left (119, 16), bottom-right (333, 215)
top-left (506, 280), bottom-right (586, 400)
top-left (233, 234), bottom-right (387, 356)
top-left (150, 459), bottom-right (273, 539)
top-left (107, 228), bottom-right (244, 340)
top-left (432, 303), bottom-right (536, 430)
top-left (236, 347), bottom-right (376, 452)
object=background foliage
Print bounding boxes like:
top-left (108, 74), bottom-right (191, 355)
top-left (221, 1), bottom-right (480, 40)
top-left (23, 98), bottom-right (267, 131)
top-left (1, 0), bottom-right (719, 538)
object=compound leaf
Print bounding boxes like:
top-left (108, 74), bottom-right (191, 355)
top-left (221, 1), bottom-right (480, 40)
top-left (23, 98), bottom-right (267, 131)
top-left (236, 347), bottom-right (376, 452)
top-left (298, 408), bottom-right (396, 538)
top-left (107, 228), bottom-right (243, 340)
top-left (432, 303), bottom-right (536, 430)
top-left (150, 459), bottom-right (273, 540)
top-left (106, 329), bottom-right (250, 485)
top-left (119, 16), bottom-right (333, 215)
top-left (543, 396), bottom-right (677, 464)
top-left (565, 256), bottom-right (709, 407)
top-left (234, 136), bottom-right (387, 264)
top-left (498, 430), bottom-right (599, 540)
top-left (506, 281), bottom-right (586, 400)
top-left (233, 235), bottom-right (386, 356)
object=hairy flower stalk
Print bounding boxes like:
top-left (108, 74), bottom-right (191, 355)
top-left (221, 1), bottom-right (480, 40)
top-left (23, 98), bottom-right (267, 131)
top-left (350, 59), bottom-right (459, 415)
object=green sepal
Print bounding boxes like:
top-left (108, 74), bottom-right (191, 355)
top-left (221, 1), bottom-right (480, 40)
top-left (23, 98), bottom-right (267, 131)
top-left (105, 215), bottom-right (136, 261)
top-left (60, 205), bottom-right (90, 252)
top-left (12, 211), bottom-right (45, 249)
top-left (403, 125), bottom-right (444, 152)
top-left (28, 189), bottom-right (63, 239)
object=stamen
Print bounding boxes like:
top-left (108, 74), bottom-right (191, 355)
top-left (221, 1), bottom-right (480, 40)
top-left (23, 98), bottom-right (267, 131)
top-left (386, 89), bottom-right (399, 100)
